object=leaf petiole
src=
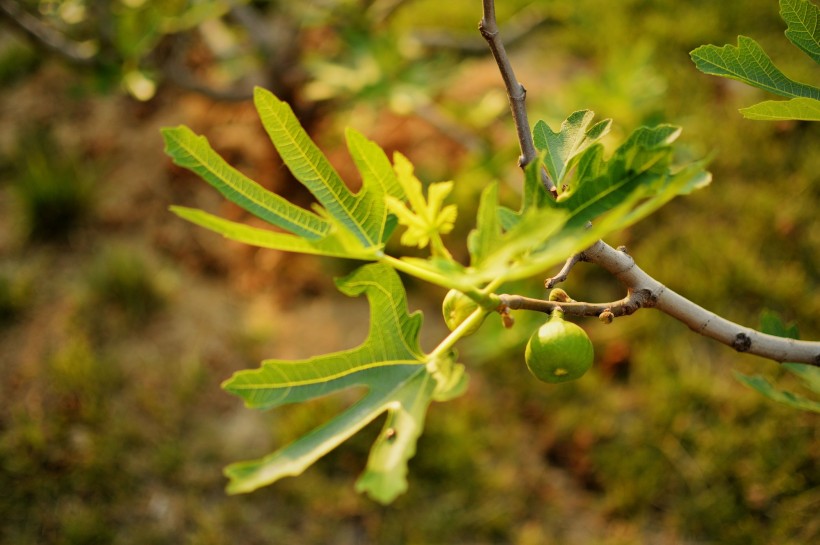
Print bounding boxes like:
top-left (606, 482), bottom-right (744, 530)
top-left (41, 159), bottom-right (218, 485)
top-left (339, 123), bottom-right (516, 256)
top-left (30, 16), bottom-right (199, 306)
top-left (378, 254), bottom-right (491, 307)
top-left (428, 306), bottom-right (492, 362)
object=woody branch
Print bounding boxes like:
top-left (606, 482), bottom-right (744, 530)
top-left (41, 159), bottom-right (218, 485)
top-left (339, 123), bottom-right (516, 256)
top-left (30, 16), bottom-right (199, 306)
top-left (480, 0), bottom-right (820, 367)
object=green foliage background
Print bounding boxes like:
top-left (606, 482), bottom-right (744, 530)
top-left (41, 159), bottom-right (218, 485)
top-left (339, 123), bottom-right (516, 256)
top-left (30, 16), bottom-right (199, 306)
top-left (0, 0), bottom-right (818, 543)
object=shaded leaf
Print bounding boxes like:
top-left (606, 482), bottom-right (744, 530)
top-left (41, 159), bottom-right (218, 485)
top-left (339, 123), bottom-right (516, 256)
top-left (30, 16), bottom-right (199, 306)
top-left (533, 110), bottom-right (612, 187)
top-left (758, 310), bottom-right (820, 394)
top-left (781, 0), bottom-right (820, 64)
top-left (734, 372), bottom-right (820, 413)
top-left (519, 154), bottom-right (553, 214)
top-left (690, 36), bottom-right (820, 99)
top-left (553, 124), bottom-right (710, 228)
top-left (760, 309), bottom-right (800, 339)
top-left (740, 97), bottom-right (820, 120)
top-left (463, 123), bottom-right (709, 286)
top-left (467, 182), bottom-right (503, 267)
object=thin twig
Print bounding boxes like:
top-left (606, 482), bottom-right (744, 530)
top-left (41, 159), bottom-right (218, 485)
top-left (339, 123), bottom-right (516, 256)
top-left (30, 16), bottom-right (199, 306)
top-left (545, 251), bottom-right (587, 288)
top-left (416, 5), bottom-right (552, 53)
top-left (0, 0), bottom-right (96, 64)
top-left (500, 291), bottom-right (646, 319)
top-left (479, 0), bottom-right (555, 195)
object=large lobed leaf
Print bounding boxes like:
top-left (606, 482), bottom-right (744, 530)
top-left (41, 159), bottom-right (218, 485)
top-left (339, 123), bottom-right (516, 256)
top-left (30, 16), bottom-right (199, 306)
top-left (781, 0), bottom-right (820, 64)
top-left (690, 0), bottom-right (820, 122)
top-left (690, 36), bottom-right (819, 100)
top-left (162, 87), bottom-right (403, 260)
top-left (221, 263), bottom-right (466, 503)
top-left (161, 125), bottom-right (330, 241)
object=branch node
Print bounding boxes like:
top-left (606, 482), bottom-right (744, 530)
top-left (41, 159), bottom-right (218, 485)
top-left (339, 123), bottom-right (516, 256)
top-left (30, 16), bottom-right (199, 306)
top-left (635, 288), bottom-right (657, 308)
top-left (545, 252), bottom-right (584, 288)
top-left (732, 333), bottom-right (753, 353)
top-left (511, 86), bottom-right (526, 100)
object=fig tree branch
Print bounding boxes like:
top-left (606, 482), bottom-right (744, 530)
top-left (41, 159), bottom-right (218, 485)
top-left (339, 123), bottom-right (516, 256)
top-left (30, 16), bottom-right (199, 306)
top-left (479, 0), bottom-right (556, 195)
top-left (481, 0), bottom-right (820, 367)
top-left (502, 241), bottom-right (820, 366)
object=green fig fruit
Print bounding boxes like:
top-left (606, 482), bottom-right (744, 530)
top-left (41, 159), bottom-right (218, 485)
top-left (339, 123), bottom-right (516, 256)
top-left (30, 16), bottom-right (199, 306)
top-left (525, 308), bottom-right (593, 383)
top-left (442, 289), bottom-right (486, 335)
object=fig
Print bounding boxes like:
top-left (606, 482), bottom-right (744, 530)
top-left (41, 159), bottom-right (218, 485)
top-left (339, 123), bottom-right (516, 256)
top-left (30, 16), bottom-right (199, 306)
top-left (525, 308), bottom-right (593, 383)
top-left (442, 289), bottom-right (486, 334)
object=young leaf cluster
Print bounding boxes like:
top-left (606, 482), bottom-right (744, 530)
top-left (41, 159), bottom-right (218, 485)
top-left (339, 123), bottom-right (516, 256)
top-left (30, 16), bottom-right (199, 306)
top-left (162, 85), bottom-right (709, 502)
top-left (690, 0), bottom-right (820, 121)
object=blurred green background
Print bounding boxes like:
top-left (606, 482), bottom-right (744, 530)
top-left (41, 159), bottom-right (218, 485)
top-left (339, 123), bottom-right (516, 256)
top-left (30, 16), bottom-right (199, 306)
top-left (1, 1), bottom-right (818, 543)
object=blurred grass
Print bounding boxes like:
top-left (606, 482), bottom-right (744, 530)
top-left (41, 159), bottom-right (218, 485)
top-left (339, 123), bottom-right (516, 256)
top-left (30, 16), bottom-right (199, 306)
top-left (1, 0), bottom-right (818, 544)
top-left (8, 128), bottom-right (96, 243)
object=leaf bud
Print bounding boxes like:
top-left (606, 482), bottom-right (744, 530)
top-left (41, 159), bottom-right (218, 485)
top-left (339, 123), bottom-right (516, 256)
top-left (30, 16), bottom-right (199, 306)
top-left (548, 288), bottom-right (573, 302)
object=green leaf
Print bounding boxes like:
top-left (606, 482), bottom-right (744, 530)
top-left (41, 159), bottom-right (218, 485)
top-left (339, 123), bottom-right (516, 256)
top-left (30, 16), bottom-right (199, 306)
top-left (345, 127), bottom-right (404, 201)
top-left (467, 183), bottom-right (503, 267)
top-left (169, 206), bottom-right (375, 259)
top-left (467, 121), bottom-right (708, 286)
top-left (474, 206), bottom-right (576, 282)
top-left (781, 0), bottom-right (820, 64)
top-left (404, 204), bottom-right (598, 287)
top-left (554, 124), bottom-right (710, 228)
top-left (520, 154), bottom-right (553, 214)
top-left (759, 309), bottom-right (800, 339)
top-left (734, 371), bottom-right (820, 413)
top-left (783, 363), bottom-right (820, 393)
top-left (533, 111), bottom-right (612, 186)
top-left (254, 87), bottom-right (385, 248)
top-left (458, 123), bottom-right (709, 287)
top-left (690, 36), bottom-right (820, 99)
top-left (758, 310), bottom-right (820, 393)
top-left (222, 263), bottom-right (465, 503)
top-left (385, 153), bottom-right (457, 251)
top-left (161, 126), bottom-right (330, 241)
top-left (735, 310), bottom-right (820, 412)
top-left (740, 97), bottom-right (820, 120)
top-left (345, 127), bottom-right (404, 243)
top-left (164, 89), bottom-right (410, 260)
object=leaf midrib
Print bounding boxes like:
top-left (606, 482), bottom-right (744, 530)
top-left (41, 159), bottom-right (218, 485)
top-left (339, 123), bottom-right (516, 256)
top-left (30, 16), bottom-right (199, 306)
top-left (169, 129), bottom-right (329, 240)
top-left (267, 104), bottom-right (376, 247)
top-left (228, 360), bottom-right (424, 390)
